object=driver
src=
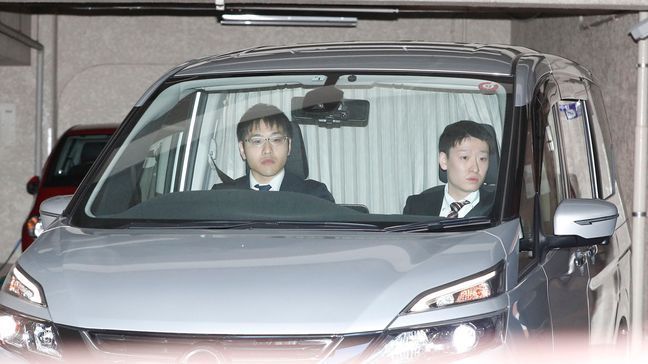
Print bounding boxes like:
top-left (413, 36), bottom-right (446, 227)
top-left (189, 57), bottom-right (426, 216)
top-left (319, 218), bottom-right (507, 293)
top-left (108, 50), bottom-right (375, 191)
top-left (212, 103), bottom-right (335, 203)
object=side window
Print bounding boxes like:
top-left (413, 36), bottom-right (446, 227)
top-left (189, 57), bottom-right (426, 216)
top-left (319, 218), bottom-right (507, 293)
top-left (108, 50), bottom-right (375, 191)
top-left (539, 112), bottom-right (562, 235)
top-left (136, 91), bottom-right (207, 201)
top-left (584, 84), bottom-right (620, 276)
top-left (586, 85), bottom-right (615, 199)
top-left (519, 120), bottom-right (535, 241)
top-left (519, 84), bottom-right (564, 269)
top-left (555, 101), bottom-right (594, 198)
top-left (518, 102), bottom-right (562, 270)
top-left (139, 132), bottom-right (184, 201)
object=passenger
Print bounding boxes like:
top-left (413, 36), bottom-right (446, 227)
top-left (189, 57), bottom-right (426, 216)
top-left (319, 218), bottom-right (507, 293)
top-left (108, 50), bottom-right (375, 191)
top-left (212, 103), bottom-right (335, 202)
top-left (403, 120), bottom-right (495, 217)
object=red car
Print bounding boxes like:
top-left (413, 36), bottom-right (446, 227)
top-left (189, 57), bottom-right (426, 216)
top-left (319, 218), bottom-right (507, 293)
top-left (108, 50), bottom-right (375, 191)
top-left (21, 124), bottom-right (118, 251)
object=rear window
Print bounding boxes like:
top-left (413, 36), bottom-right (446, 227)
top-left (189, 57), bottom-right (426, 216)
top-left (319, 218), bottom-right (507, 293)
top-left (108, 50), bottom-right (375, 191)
top-left (44, 134), bottom-right (112, 188)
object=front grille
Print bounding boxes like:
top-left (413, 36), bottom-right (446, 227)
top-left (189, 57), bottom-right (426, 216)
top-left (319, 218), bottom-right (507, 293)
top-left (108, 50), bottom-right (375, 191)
top-left (63, 330), bottom-right (378, 364)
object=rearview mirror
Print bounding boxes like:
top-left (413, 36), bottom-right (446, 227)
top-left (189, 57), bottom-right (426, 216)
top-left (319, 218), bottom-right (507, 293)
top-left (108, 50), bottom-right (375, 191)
top-left (40, 195), bottom-right (73, 231)
top-left (546, 199), bottom-right (618, 249)
top-left (26, 176), bottom-right (40, 195)
top-left (291, 86), bottom-right (369, 127)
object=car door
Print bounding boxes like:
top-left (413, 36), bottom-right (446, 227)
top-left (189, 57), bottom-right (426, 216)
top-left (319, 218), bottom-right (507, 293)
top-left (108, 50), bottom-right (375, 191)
top-left (544, 98), bottom-right (593, 345)
top-left (550, 77), bottom-right (631, 348)
top-left (512, 74), bottom-right (591, 352)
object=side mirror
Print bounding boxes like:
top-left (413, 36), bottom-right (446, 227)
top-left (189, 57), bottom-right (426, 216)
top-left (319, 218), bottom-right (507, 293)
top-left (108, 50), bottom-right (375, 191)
top-left (40, 195), bottom-right (73, 231)
top-left (546, 199), bottom-right (618, 249)
top-left (26, 176), bottom-right (40, 195)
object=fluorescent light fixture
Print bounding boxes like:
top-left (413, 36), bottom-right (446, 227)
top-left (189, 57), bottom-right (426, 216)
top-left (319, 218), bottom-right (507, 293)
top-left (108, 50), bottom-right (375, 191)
top-left (221, 14), bottom-right (357, 27)
top-left (232, 6), bottom-right (398, 14)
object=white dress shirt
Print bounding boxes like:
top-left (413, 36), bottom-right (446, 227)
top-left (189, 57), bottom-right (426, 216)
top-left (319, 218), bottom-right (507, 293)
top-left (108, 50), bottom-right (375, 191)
top-left (249, 169), bottom-right (285, 191)
top-left (439, 184), bottom-right (481, 218)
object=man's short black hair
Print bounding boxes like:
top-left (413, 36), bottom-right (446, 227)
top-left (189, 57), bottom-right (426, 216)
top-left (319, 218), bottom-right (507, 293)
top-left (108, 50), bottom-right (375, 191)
top-left (438, 120), bottom-right (495, 155)
top-left (236, 103), bottom-right (292, 142)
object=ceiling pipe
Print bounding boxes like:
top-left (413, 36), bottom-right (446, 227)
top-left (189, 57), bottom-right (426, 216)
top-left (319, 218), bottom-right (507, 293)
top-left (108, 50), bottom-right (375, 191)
top-left (629, 11), bottom-right (648, 355)
top-left (0, 20), bottom-right (44, 177)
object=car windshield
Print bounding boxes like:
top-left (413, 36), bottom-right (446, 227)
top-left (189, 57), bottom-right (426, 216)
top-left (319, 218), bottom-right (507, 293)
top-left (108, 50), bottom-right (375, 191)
top-left (78, 73), bottom-right (511, 229)
top-left (44, 134), bottom-right (112, 188)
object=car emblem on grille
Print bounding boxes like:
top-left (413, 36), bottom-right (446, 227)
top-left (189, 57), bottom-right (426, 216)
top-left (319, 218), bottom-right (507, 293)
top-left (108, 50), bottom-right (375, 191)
top-left (179, 345), bottom-right (227, 364)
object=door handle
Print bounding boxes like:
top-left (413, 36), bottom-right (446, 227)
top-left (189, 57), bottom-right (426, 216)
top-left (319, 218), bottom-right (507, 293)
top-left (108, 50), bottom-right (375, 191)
top-left (573, 250), bottom-right (588, 267)
top-left (586, 245), bottom-right (598, 264)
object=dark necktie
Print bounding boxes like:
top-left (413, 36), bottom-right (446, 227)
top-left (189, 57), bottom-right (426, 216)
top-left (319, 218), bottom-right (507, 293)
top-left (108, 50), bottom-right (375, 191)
top-left (255, 184), bottom-right (272, 192)
top-left (447, 200), bottom-right (470, 218)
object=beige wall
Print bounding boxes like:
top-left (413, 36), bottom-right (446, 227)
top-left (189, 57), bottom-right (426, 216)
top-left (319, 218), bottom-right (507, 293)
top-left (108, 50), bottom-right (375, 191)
top-left (0, 14), bottom-right (511, 259)
top-left (0, 61), bottom-right (36, 259)
top-left (0, 12), bottom-right (36, 263)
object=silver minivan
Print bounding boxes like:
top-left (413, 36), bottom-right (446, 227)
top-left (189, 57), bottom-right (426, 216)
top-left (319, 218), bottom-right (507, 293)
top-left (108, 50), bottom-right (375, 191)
top-left (0, 42), bottom-right (631, 363)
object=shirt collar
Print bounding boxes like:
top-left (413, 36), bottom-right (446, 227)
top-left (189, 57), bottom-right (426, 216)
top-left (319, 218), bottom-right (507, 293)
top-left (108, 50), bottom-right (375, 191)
top-left (443, 184), bottom-right (480, 205)
top-left (440, 184), bottom-right (481, 218)
top-left (249, 169), bottom-right (285, 191)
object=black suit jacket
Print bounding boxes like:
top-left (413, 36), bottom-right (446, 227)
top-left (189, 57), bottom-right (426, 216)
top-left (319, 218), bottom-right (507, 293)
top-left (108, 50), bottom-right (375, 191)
top-left (403, 185), bottom-right (495, 217)
top-left (212, 171), bottom-right (335, 203)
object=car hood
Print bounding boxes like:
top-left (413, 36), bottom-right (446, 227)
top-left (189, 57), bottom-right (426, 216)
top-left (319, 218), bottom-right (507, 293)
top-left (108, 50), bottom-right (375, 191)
top-left (19, 226), bottom-right (507, 335)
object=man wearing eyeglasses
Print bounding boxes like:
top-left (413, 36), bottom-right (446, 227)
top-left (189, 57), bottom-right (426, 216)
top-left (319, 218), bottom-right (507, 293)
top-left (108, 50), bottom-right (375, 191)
top-left (213, 103), bottom-right (335, 202)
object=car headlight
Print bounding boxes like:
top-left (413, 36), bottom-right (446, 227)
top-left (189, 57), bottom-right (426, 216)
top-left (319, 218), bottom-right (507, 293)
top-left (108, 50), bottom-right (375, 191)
top-left (406, 263), bottom-right (504, 313)
top-left (2, 266), bottom-right (46, 306)
top-left (0, 307), bottom-right (61, 359)
top-left (367, 312), bottom-right (506, 363)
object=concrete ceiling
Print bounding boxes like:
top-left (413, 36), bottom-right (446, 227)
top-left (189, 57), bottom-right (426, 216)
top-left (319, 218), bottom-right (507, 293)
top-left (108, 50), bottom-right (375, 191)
top-left (0, 0), bottom-right (647, 13)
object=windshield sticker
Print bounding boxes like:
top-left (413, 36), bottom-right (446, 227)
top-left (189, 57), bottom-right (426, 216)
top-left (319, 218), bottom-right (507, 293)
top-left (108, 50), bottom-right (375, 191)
top-left (478, 82), bottom-right (499, 95)
top-left (559, 102), bottom-right (582, 120)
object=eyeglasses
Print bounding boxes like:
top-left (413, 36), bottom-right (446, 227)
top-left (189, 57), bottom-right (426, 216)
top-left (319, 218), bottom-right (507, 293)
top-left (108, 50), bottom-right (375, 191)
top-left (244, 135), bottom-right (289, 147)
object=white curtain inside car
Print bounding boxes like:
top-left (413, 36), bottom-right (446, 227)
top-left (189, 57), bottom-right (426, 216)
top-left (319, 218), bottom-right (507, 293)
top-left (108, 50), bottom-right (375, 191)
top-left (206, 85), bottom-right (503, 215)
top-left (300, 86), bottom-right (502, 214)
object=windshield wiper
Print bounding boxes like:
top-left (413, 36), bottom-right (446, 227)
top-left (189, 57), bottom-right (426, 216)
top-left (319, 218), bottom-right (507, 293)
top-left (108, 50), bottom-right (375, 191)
top-left (383, 217), bottom-right (492, 233)
top-left (262, 221), bottom-right (382, 230)
top-left (122, 220), bottom-right (382, 231)
top-left (120, 221), bottom-right (254, 229)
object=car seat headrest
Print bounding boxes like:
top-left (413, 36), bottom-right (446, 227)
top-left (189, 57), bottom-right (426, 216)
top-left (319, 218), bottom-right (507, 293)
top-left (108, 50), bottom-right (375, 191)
top-left (285, 122), bottom-right (309, 179)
